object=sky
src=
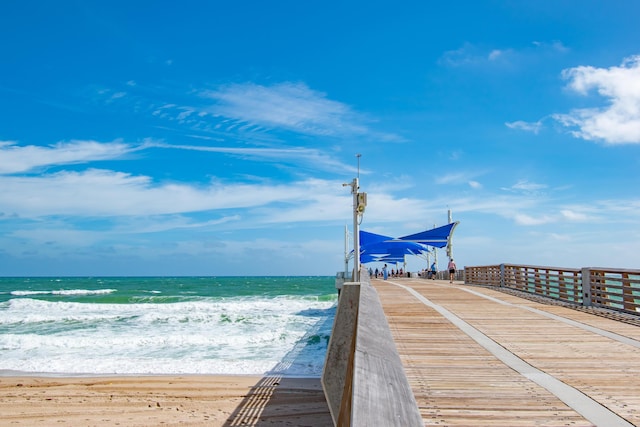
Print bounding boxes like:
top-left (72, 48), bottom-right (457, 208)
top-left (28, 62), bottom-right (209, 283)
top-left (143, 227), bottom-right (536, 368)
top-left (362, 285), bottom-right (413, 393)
top-left (1, 1), bottom-right (640, 276)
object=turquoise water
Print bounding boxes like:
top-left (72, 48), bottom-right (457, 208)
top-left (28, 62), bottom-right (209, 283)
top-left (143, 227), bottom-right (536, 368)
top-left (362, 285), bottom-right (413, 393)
top-left (0, 276), bottom-right (337, 377)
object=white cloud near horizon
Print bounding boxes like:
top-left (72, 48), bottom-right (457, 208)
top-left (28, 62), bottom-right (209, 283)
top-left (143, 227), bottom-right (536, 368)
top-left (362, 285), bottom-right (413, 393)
top-left (2, 137), bottom-right (629, 232)
top-left (553, 55), bottom-right (640, 144)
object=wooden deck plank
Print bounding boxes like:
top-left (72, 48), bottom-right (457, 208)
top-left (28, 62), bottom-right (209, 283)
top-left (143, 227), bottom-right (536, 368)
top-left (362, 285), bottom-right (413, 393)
top-left (371, 278), bottom-right (640, 427)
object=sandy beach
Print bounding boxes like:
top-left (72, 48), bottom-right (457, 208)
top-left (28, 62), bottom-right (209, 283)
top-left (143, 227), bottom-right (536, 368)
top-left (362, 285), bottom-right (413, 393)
top-left (0, 375), bottom-right (333, 426)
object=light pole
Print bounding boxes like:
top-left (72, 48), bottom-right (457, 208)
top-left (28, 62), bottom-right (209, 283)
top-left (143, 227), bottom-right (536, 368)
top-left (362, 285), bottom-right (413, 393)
top-left (343, 177), bottom-right (361, 281)
top-left (351, 177), bottom-right (360, 281)
top-left (343, 154), bottom-right (366, 282)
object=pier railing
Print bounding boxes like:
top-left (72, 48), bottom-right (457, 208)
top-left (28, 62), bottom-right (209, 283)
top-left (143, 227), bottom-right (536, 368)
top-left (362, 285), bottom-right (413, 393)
top-left (323, 270), bottom-right (422, 426)
top-left (465, 264), bottom-right (640, 315)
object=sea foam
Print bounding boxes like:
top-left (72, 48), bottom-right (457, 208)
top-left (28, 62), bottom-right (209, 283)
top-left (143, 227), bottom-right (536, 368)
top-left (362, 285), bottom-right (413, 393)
top-left (0, 294), bottom-right (335, 376)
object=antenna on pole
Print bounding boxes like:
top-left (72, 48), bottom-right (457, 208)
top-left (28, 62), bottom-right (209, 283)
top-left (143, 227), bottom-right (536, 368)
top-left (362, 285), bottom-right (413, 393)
top-left (356, 153), bottom-right (361, 179)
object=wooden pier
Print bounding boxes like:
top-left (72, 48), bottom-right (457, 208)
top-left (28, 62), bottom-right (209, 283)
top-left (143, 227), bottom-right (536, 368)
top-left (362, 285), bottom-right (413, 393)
top-left (371, 277), bottom-right (640, 427)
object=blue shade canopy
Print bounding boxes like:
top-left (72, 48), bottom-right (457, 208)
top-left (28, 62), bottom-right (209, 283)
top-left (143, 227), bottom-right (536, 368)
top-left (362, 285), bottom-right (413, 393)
top-left (358, 222), bottom-right (458, 263)
top-left (360, 230), bottom-right (395, 247)
top-left (359, 230), bottom-right (421, 263)
top-left (398, 222), bottom-right (459, 248)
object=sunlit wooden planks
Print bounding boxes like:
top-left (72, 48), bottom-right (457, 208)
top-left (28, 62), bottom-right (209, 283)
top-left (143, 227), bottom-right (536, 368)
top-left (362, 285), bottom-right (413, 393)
top-left (372, 278), bottom-right (640, 426)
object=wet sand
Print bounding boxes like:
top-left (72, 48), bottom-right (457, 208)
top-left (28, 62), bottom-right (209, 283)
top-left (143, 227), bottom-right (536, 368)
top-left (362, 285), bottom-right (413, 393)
top-left (0, 375), bottom-right (333, 426)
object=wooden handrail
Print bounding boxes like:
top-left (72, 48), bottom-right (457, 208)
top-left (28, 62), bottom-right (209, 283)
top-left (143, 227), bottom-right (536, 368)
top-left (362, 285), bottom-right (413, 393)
top-left (464, 264), bottom-right (640, 316)
top-left (323, 271), bottom-right (422, 426)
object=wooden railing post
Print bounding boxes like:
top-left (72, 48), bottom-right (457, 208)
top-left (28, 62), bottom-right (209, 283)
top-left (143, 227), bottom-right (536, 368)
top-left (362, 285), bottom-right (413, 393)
top-left (322, 282), bottom-right (360, 425)
top-left (581, 268), bottom-right (592, 307)
top-left (622, 272), bottom-right (635, 312)
top-left (500, 264), bottom-right (505, 288)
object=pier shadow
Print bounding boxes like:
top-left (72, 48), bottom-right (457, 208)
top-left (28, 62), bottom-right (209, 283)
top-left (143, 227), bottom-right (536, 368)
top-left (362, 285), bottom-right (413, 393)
top-left (223, 306), bottom-right (335, 426)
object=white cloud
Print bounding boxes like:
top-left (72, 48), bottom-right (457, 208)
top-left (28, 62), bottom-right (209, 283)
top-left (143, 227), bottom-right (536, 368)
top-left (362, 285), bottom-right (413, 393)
top-left (0, 168), bottom-right (351, 220)
top-left (553, 55), bottom-right (640, 144)
top-left (435, 172), bottom-right (485, 189)
top-left (435, 173), bottom-right (466, 185)
top-left (505, 120), bottom-right (543, 134)
top-left (502, 180), bottom-right (547, 194)
top-left (532, 40), bottom-right (569, 53)
top-left (439, 40), bottom-right (566, 68)
top-left (101, 80), bottom-right (401, 143)
top-left (513, 213), bottom-right (555, 225)
top-left (439, 43), bottom-right (494, 67)
top-left (488, 49), bottom-right (505, 61)
top-left (148, 141), bottom-right (359, 175)
top-left (0, 140), bottom-right (138, 174)
top-left (200, 82), bottom-right (376, 138)
top-left (560, 209), bottom-right (589, 221)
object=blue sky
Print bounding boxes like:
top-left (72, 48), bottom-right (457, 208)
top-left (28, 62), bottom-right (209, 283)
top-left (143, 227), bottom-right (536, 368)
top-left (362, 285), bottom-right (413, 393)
top-left (1, 1), bottom-right (640, 276)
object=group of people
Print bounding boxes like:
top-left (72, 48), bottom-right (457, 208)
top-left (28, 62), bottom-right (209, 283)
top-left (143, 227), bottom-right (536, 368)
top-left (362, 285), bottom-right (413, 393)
top-left (369, 259), bottom-right (458, 282)
top-left (371, 265), bottom-right (407, 279)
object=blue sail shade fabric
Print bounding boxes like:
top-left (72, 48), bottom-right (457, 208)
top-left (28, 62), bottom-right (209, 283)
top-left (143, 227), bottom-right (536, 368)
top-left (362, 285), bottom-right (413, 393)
top-left (358, 222), bottom-right (459, 263)
top-left (358, 233), bottom-right (430, 264)
top-left (398, 222), bottom-right (458, 248)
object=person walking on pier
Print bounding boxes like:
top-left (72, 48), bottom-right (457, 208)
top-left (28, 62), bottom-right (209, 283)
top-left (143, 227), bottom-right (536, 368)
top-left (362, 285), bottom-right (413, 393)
top-left (430, 262), bottom-right (437, 280)
top-left (382, 264), bottom-right (388, 280)
top-left (448, 259), bottom-right (457, 283)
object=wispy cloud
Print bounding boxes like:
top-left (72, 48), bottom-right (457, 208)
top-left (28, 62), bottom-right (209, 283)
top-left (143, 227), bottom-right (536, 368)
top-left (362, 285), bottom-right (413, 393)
top-left (531, 40), bottom-right (569, 53)
top-left (553, 55), bottom-right (640, 144)
top-left (505, 120), bottom-right (543, 134)
top-left (439, 40), bottom-right (567, 68)
top-left (560, 209), bottom-right (590, 222)
top-left (436, 173), bottom-right (467, 185)
top-left (439, 43), bottom-right (514, 67)
top-left (1, 138), bottom-right (357, 177)
top-left (435, 171), bottom-right (485, 188)
top-left (110, 80), bottom-right (401, 143)
top-left (512, 213), bottom-right (556, 226)
top-left (501, 180), bottom-right (548, 195)
top-left (0, 168), bottom-right (350, 220)
top-left (148, 141), bottom-right (359, 175)
top-left (0, 140), bottom-right (138, 174)
top-left (200, 82), bottom-right (378, 138)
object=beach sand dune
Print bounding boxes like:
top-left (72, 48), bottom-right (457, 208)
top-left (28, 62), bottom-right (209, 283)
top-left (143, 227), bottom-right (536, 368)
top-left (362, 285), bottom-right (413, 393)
top-left (0, 375), bottom-right (333, 426)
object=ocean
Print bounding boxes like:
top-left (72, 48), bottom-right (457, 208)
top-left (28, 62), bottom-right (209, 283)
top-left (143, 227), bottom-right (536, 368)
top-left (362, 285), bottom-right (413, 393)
top-left (0, 276), bottom-right (337, 377)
